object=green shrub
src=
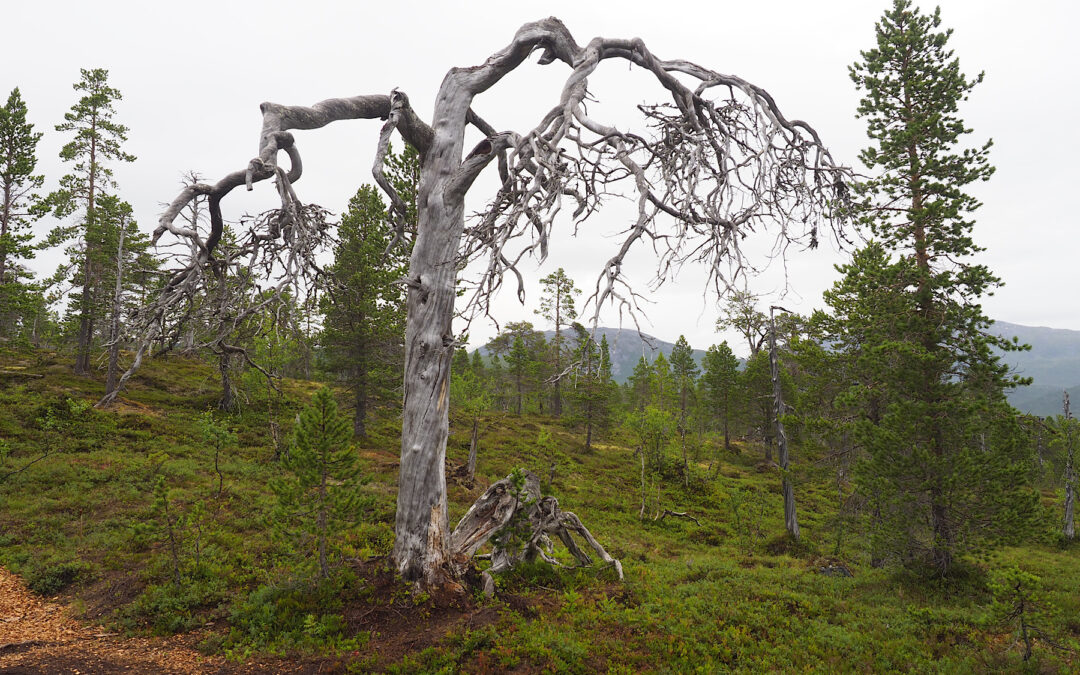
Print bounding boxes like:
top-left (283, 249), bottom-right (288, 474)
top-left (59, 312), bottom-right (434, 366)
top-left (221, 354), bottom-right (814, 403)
top-left (27, 559), bottom-right (92, 596)
top-left (128, 576), bottom-right (229, 634)
top-left (226, 573), bottom-right (367, 655)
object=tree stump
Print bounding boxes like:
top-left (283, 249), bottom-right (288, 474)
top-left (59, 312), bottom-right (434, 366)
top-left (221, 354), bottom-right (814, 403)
top-left (449, 471), bottom-right (622, 596)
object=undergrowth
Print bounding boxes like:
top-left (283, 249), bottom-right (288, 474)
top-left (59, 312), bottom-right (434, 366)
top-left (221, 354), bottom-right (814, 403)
top-left (0, 347), bottom-right (1077, 672)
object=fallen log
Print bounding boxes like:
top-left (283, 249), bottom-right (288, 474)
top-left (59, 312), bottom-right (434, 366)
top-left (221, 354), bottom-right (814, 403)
top-left (655, 509), bottom-right (701, 525)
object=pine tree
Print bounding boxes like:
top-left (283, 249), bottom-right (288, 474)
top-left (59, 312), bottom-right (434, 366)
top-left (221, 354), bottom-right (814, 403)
top-left (702, 341), bottom-right (740, 453)
top-left (716, 290), bottom-right (768, 357)
top-left (0, 88), bottom-right (44, 340)
top-left (649, 352), bottom-right (676, 413)
top-left (470, 349), bottom-right (485, 379)
top-left (840, 0), bottom-right (1038, 573)
top-left (628, 355), bottom-right (652, 412)
top-left (535, 268), bottom-right (580, 417)
top-left (507, 335), bottom-right (530, 415)
top-left (670, 336), bottom-right (699, 484)
top-left (670, 337), bottom-right (699, 416)
top-left (320, 179), bottom-right (410, 437)
top-left (487, 321), bottom-right (546, 415)
top-left (1058, 393), bottom-right (1076, 540)
top-left (742, 351), bottom-right (777, 464)
top-left (321, 144), bottom-right (416, 436)
top-left (450, 365), bottom-right (492, 480)
top-left (272, 387), bottom-right (368, 580)
top-left (566, 327), bottom-right (615, 451)
top-left (45, 69), bottom-right (135, 374)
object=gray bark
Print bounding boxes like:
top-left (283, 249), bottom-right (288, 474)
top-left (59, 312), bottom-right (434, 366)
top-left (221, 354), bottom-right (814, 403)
top-left (770, 306), bottom-right (799, 541)
top-left (105, 222), bottom-right (126, 395)
top-left (466, 417), bottom-right (479, 480)
top-left (217, 351), bottom-right (235, 412)
top-left (1065, 392), bottom-right (1075, 540)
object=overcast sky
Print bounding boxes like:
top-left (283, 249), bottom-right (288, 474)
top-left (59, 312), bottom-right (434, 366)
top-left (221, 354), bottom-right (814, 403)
top-left (4, 0), bottom-right (1077, 356)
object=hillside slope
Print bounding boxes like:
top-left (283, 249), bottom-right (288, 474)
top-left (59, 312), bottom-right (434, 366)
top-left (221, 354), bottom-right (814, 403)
top-left (1, 348), bottom-right (1077, 672)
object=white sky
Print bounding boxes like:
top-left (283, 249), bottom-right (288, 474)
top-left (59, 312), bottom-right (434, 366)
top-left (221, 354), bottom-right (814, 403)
top-left (4, 0), bottom-right (1077, 356)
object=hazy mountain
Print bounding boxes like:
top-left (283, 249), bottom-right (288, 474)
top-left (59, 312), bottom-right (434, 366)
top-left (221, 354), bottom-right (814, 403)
top-left (993, 321), bottom-right (1080, 417)
top-left (480, 327), bottom-right (713, 382)
top-left (545, 327), bottom-right (709, 381)
top-left (481, 321), bottom-right (1080, 416)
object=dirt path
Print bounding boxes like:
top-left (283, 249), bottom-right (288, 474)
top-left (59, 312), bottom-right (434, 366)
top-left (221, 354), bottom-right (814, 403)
top-left (0, 568), bottom-right (316, 674)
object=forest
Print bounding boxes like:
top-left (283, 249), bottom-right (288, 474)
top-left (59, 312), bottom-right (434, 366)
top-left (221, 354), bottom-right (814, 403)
top-left (1, 1), bottom-right (1078, 672)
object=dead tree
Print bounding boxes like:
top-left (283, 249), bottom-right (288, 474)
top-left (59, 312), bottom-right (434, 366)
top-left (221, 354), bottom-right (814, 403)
top-left (1065, 392), bottom-right (1075, 540)
top-left (769, 305), bottom-right (799, 541)
top-left (104, 219), bottom-right (126, 396)
top-left (101, 18), bottom-right (846, 588)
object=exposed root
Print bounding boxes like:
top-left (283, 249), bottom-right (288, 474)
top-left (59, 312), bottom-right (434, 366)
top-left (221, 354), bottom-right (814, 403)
top-left (450, 471), bottom-right (623, 596)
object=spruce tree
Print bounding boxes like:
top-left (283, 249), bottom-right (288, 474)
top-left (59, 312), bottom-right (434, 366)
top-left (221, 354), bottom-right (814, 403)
top-left (839, 0), bottom-right (1037, 573)
top-left (0, 88), bottom-right (44, 340)
top-left (46, 69), bottom-right (135, 374)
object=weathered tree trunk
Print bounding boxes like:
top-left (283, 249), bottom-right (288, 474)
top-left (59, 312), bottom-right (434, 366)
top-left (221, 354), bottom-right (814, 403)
top-left (105, 223), bottom-right (126, 396)
top-left (393, 111), bottom-right (465, 587)
top-left (466, 416), bottom-right (479, 480)
top-left (769, 306), bottom-right (799, 541)
top-left (217, 351), bottom-right (235, 412)
top-left (639, 448), bottom-right (647, 519)
top-left (1064, 392), bottom-right (1075, 540)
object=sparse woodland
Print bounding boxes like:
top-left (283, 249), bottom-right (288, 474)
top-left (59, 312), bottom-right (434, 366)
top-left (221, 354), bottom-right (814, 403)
top-left (1, 2), bottom-right (1078, 672)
